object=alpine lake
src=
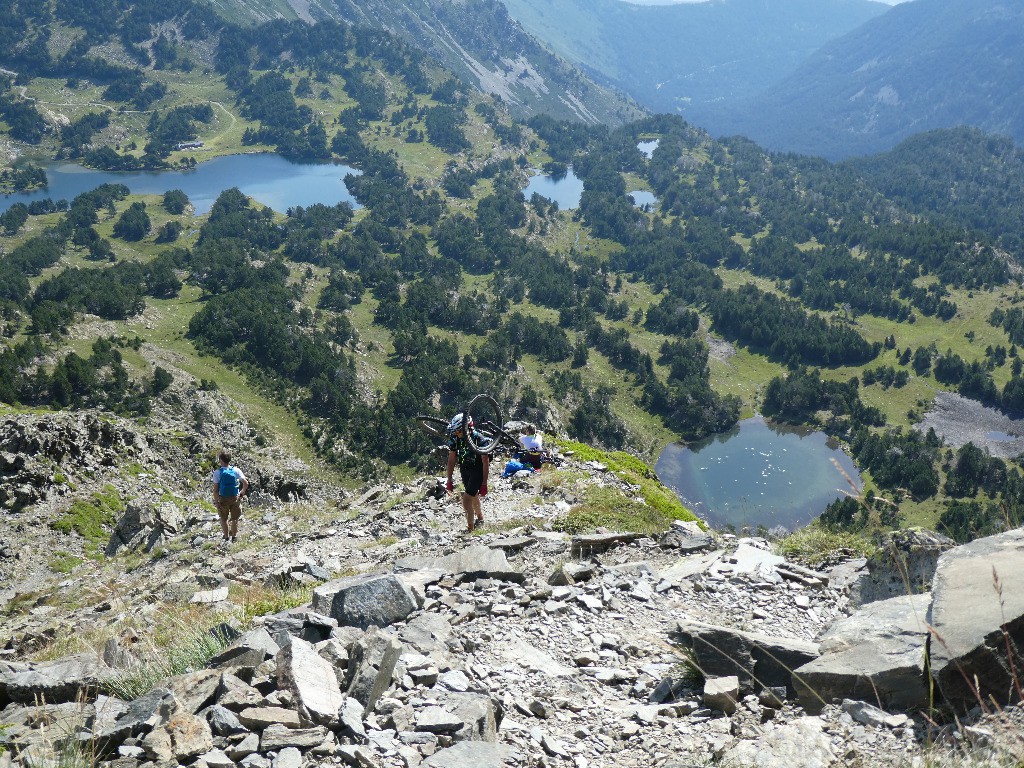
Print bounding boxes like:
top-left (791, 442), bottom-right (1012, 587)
top-left (0, 153), bottom-right (362, 215)
top-left (655, 416), bottom-right (862, 533)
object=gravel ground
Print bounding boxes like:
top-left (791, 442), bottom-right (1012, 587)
top-left (915, 392), bottom-right (1024, 458)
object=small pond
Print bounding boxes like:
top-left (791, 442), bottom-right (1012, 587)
top-left (523, 166), bottom-right (584, 210)
top-left (0, 153), bottom-right (362, 215)
top-left (629, 190), bottom-right (658, 209)
top-left (655, 416), bottom-right (862, 532)
top-left (637, 139), bottom-right (659, 159)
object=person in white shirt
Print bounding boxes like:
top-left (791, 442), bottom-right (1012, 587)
top-left (518, 425), bottom-right (543, 469)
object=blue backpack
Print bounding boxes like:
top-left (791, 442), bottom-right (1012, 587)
top-left (218, 466), bottom-right (240, 497)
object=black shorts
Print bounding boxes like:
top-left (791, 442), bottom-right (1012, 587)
top-left (459, 462), bottom-right (484, 496)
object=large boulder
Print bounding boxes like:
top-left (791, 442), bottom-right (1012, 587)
top-left (312, 574), bottom-right (419, 629)
top-left (276, 637), bottom-right (345, 727)
top-left (854, 529), bottom-right (954, 606)
top-left (396, 545), bottom-right (524, 584)
top-left (928, 528), bottom-right (1024, 708)
top-left (106, 501), bottom-right (184, 556)
top-left (674, 620), bottom-right (819, 695)
top-left (793, 593), bottom-right (930, 713)
top-left (0, 654), bottom-right (114, 706)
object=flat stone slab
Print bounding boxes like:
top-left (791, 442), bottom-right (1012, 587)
top-left (259, 724), bottom-right (328, 751)
top-left (423, 742), bottom-right (509, 768)
top-left (396, 545), bottom-right (524, 584)
top-left (487, 536), bottom-right (535, 553)
top-left (674, 619), bottom-right (819, 694)
top-left (793, 593), bottom-right (930, 713)
top-left (0, 654), bottom-right (115, 705)
top-left (237, 707), bottom-right (302, 730)
top-left (499, 638), bottom-right (576, 678)
top-left (570, 532), bottom-right (644, 557)
top-left (658, 550), bottom-right (724, 582)
top-left (929, 528), bottom-right (1024, 707)
top-left (277, 637), bottom-right (345, 726)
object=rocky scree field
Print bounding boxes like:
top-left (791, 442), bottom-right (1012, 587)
top-left (2, 397), bottom-right (1024, 768)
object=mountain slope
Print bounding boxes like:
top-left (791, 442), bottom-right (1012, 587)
top-left (716, 0), bottom-right (1024, 159)
top-left (498, 0), bottom-right (886, 126)
top-left (212, 0), bottom-right (644, 125)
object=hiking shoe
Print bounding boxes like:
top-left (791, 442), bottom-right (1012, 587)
top-left (474, 518), bottom-right (484, 530)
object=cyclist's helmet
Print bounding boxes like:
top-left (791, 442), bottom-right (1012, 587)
top-left (446, 412), bottom-right (473, 435)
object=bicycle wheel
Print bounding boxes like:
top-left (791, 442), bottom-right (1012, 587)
top-left (415, 415), bottom-right (448, 439)
top-left (463, 394), bottom-right (502, 454)
top-left (477, 420), bottom-right (519, 450)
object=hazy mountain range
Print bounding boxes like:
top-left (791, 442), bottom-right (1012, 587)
top-left (713, 0), bottom-right (1024, 158)
top-left (497, 0), bottom-right (887, 125)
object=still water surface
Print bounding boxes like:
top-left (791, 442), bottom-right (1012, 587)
top-left (0, 154), bottom-right (361, 215)
top-left (523, 166), bottom-right (584, 210)
top-left (629, 190), bottom-right (658, 208)
top-left (656, 416), bottom-right (861, 532)
top-left (637, 139), bottom-right (659, 159)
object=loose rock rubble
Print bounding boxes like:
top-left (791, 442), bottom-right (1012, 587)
top-left (2, 410), bottom-right (1024, 768)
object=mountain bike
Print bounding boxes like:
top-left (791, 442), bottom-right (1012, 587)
top-left (415, 394), bottom-right (519, 454)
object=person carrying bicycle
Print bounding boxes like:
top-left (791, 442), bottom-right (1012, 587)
top-left (445, 412), bottom-right (490, 533)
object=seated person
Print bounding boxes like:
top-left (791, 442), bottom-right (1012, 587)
top-left (518, 424), bottom-right (544, 469)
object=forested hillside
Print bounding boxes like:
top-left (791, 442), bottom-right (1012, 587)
top-left (2, 0), bottom-right (1024, 544)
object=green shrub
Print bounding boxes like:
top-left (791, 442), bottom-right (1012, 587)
top-left (554, 439), bottom-right (698, 525)
top-left (553, 485), bottom-right (675, 535)
top-left (51, 485), bottom-right (125, 556)
top-left (49, 551), bottom-right (85, 573)
top-left (776, 524), bottom-right (876, 567)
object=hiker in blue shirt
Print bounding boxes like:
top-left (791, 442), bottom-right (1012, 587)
top-left (211, 450), bottom-right (250, 543)
top-left (445, 414), bottom-right (489, 533)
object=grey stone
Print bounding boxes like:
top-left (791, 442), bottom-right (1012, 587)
top-left (199, 749), bottom-right (237, 768)
top-left (166, 712), bottom-right (214, 760)
top-left (658, 549), bottom-right (723, 581)
top-left (487, 536), bottom-right (535, 553)
top-left (260, 724), bottom-right (329, 751)
top-left (841, 700), bottom-right (909, 729)
top-left (570, 532), bottom-right (643, 557)
top-left (312, 574), bottom-right (419, 630)
top-left (548, 562), bottom-right (596, 586)
top-left (346, 629), bottom-right (402, 712)
top-left (674, 619), bottom-right (819, 694)
top-left (209, 628), bottom-right (281, 670)
top-left (415, 706), bottom-right (463, 733)
top-left (855, 529), bottom-right (954, 606)
top-left (228, 733), bottom-right (260, 760)
top-left (0, 653), bottom-right (115, 705)
top-left (169, 669), bottom-right (222, 714)
top-left (396, 545), bottom-right (524, 584)
top-left (273, 746), bottom-right (302, 768)
top-left (338, 745), bottom-right (376, 767)
top-left (241, 754), bottom-right (271, 768)
top-left (792, 593), bottom-right (930, 713)
top-left (432, 692), bottom-right (499, 743)
top-left (237, 707), bottom-right (302, 731)
top-left (339, 696), bottom-right (366, 739)
top-left (703, 676), bottom-right (739, 715)
top-left (206, 705), bottom-right (248, 736)
top-left (191, 586), bottom-right (230, 604)
top-left (106, 501), bottom-right (184, 556)
top-left (722, 717), bottom-right (835, 768)
top-left (93, 687), bottom-right (171, 749)
top-left (422, 742), bottom-right (509, 768)
top-left (929, 528), bottom-right (1024, 708)
top-left (660, 521), bottom-right (715, 553)
top-left (276, 636), bottom-right (345, 726)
